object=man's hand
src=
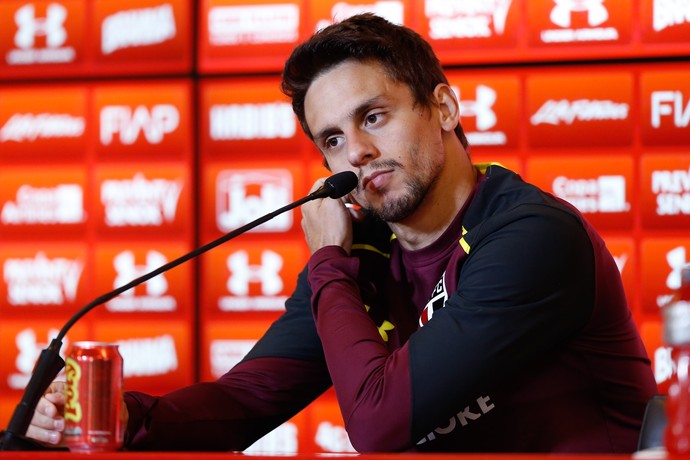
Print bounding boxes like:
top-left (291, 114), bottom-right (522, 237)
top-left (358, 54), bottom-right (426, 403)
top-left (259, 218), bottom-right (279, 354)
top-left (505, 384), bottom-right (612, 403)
top-left (25, 381), bottom-right (129, 447)
top-left (25, 381), bottom-right (66, 446)
top-left (302, 177), bottom-right (355, 254)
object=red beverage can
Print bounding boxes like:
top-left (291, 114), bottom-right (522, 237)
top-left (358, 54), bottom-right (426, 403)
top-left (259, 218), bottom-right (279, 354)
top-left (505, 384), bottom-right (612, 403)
top-left (63, 341), bottom-right (124, 453)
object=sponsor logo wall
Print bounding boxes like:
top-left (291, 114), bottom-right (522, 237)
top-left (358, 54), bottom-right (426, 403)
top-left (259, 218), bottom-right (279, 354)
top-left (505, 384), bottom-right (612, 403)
top-left (1, 0), bottom-right (689, 453)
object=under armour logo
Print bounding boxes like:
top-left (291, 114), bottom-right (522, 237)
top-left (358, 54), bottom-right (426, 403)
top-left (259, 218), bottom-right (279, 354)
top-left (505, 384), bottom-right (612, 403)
top-left (666, 246), bottom-right (688, 290)
top-left (377, 320), bottom-right (395, 342)
top-left (15, 329), bottom-right (42, 374)
top-left (458, 85), bottom-right (497, 131)
top-left (226, 250), bottom-right (283, 296)
top-left (550, 0), bottom-right (608, 28)
top-left (113, 250), bottom-right (168, 296)
top-left (14, 328), bottom-right (62, 374)
top-left (14, 3), bottom-right (68, 49)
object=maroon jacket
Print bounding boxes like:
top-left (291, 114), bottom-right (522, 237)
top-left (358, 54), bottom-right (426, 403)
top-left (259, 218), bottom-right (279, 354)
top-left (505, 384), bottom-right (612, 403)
top-left (124, 165), bottom-right (657, 452)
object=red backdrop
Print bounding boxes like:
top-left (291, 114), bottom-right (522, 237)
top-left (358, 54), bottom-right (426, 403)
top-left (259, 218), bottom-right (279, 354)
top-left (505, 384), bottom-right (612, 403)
top-left (0, 0), bottom-right (689, 453)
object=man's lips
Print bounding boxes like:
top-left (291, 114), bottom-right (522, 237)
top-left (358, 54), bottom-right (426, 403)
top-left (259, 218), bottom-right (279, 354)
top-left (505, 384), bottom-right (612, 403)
top-left (362, 170), bottom-right (392, 191)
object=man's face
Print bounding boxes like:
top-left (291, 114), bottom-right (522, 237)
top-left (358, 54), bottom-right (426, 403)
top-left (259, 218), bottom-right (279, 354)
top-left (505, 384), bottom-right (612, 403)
top-left (304, 59), bottom-right (446, 223)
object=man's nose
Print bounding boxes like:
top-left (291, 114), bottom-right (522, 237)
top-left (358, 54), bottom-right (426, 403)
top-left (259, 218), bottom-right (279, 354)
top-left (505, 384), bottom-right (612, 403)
top-left (347, 132), bottom-right (377, 166)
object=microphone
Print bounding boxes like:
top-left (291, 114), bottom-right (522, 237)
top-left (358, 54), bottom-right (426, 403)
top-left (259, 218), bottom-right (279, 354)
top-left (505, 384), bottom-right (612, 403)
top-left (308, 170), bottom-right (358, 199)
top-left (0, 170), bottom-right (358, 451)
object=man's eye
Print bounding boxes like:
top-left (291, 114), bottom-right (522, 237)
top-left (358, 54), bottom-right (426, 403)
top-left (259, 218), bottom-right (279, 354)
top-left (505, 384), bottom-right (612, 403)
top-left (365, 113), bottom-right (380, 125)
top-left (325, 137), bottom-right (340, 149)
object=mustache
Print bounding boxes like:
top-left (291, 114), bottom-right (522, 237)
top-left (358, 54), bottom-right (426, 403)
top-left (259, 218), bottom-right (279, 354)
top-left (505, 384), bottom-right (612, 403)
top-left (358, 159), bottom-right (403, 188)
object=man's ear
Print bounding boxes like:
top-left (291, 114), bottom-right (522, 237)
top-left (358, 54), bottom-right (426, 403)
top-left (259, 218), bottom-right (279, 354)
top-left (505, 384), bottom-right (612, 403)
top-left (434, 83), bottom-right (460, 133)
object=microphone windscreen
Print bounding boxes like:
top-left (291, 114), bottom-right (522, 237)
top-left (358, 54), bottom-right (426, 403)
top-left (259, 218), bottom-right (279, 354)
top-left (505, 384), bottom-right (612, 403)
top-left (324, 171), bottom-right (358, 198)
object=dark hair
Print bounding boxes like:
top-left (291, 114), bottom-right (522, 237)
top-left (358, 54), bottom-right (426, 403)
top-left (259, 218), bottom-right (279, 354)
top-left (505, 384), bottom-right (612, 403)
top-left (281, 13), bottom-right (468, 149)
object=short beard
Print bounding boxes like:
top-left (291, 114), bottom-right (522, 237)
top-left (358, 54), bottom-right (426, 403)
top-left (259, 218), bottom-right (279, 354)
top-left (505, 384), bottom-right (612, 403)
top-left (367, 176), bottom-right (428, 222)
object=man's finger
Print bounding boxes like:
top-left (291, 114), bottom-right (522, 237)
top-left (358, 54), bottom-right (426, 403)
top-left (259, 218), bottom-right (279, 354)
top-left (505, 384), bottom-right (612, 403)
top-left (25, 424), bottom-right (62, 446)
top-left (46, 381), bottom-right (67, 395)
top-left (44, 391), bottom-right (66, 408)
top-left (36, 395), bottom-right (62, 418)
top-left (29, 408), bottom-right (64, 430)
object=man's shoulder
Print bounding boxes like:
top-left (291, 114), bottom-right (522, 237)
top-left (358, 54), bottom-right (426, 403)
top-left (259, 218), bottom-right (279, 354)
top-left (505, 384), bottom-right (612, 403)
top-left (468, 163), bottom-right (580, 225)
top-left (461, 163), bottom-right (589, 249)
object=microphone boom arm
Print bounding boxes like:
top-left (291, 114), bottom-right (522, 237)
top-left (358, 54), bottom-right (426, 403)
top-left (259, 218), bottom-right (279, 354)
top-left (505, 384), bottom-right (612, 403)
top-left (0, 171), bottom-right (356, 451)
top-left (58, 191), bottom-right (317, 342)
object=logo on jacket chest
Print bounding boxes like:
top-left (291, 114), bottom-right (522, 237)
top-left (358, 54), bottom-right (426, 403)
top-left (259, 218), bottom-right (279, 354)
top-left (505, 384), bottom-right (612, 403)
top-left (419, 271), bottom-right (448, 327)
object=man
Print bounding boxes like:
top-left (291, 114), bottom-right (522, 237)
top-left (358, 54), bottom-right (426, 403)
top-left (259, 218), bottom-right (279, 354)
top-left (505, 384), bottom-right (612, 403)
top-left (27, 13), bottom-right (657, 453)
